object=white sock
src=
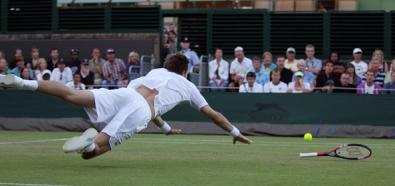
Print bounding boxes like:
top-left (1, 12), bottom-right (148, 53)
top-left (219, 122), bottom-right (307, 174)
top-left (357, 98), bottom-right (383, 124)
top-left (22, 80), bottom-right (38, 91)
top-left (83, 143), bottom-right (96, 153)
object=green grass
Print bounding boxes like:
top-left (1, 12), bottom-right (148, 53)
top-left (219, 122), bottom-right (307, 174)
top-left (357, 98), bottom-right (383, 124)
top-left (0, 131), bottom-right (394, 186)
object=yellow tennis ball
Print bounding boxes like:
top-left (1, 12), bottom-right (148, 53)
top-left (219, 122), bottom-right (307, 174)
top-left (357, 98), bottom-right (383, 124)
top-left (304, 133), bottom-right (313, 141)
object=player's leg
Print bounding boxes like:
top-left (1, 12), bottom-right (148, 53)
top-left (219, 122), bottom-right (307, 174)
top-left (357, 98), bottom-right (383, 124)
top-left (80, 133), bottom-right (111, 160)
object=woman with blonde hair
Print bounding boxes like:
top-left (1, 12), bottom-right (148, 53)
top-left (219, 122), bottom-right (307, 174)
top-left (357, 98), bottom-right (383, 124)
top-left (35, 58), bottom-right (51, 80)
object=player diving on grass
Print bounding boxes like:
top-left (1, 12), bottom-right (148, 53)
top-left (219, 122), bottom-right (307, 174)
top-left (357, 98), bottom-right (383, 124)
top-left (0, 54), bottom-right (252, 159)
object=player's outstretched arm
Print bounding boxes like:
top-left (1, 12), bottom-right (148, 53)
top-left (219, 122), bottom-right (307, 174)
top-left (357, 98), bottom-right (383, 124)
top-left (200, 106), bottom-right (252, 144)
top-left (152, 116), bottom-right (182, 135)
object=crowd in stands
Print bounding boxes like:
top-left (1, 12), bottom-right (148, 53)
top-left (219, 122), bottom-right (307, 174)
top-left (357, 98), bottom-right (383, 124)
top-left (0, 47), bottom-right (142, 90)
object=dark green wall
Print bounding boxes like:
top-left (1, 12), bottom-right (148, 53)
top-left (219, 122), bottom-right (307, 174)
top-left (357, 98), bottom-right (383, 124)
top-left (0, 90), bottom-right (394, 126)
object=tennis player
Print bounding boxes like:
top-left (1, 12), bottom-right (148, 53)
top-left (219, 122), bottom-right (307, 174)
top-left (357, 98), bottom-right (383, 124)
top-left (0, 54), bottom-right (252, 160)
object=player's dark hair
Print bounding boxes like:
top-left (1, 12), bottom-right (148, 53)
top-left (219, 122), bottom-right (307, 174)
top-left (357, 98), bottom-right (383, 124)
top-left (246, 72), bottom-right (256, 78)
top-left (164, 54), bottom-right (188, 75)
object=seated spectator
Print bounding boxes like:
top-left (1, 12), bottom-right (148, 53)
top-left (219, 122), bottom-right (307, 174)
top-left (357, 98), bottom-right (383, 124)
top-left (180, 37), bottom-right (200, 73)
top-left (208, 48), bottom-right (229, 92)
top-left (66, 73), bottom-right (86, 90)
top-left (102, 48), bottom-right (127, 89)
top-left (42, 71), bottom-right (51, 80)
top-left (35, 58), bottom-right (51, 80)
top-left (263, 68), bottom-right (287, 93)
top-left (288, 71), bottom-right (312, 93)
top-left (384, 59), bottom-right (395, 84)
top-left (350, 48), bottom-right (368, 79)
top-left (127, 51), bottom-right (141, 81)
top-left (383, 71), bottom-right (395, 95)
top-left (161, 32), bottom-right (171, 67)
top-left (362, 58), bottom-right (386, 87)
top-left (250, 56), bottom-right (267, 86)
top-left (239, 72), bottom-right (263, 93)
top-left (285, 47), bottom-right (303, 72)
top-left (292, 60), bottom-right (316, 87)
top-left (47, 48), bottom-right (61, 71)
top-left (11, 57), bottom-right (33, 78)
top-left (27, 47), bottom-right (40, 70)
top-left (370, 49), bottom-right (386, 72)
top-left (0, 58), bottom-right (9, 75)
top-left (67, 49), bottom-right (82, 74)
top-left (305, 44), bottom-right (322, 75)
top-left (273, 55), bottom-right (293, 84)
top-left (80, 60), bottom-right (95, 89)
top-left (321, 80), bottom-right (335, 93)
top-left (316, 61), bottom-right (340, 91)
top-left (333, 73), bottom-right (356, 94)
top-left (229, 46), bottom-right (253, 91)
top-left (50, 60), bottom-right (73, 84)
top-left (20, 67), bottom-right (33, 80)
top-left (88, 48), bottom-right (106, 86)
top-left (10, 49), bottom-right (24, 69)
top-left (345, 64), bottom-right (362, 86)
top-left (168, 30), bottom-right (177, 54)
top-left (357, 70), bottom-right (381, 95)
top-left (329, 51), bottom-right (345, 74)
top-left (262, 51), bottom-right (277, 73)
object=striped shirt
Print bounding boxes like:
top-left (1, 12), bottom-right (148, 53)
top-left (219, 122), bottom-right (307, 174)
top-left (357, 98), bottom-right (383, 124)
top-left (102, 58), bottom-right (126, 81)
top-left (362, 69), bottom-right (386, 87)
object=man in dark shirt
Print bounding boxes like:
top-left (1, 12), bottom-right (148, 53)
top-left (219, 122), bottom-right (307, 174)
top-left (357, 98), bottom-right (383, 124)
top-left (383, 71), bottom-right (395, 95)
top-left (334, 73), bottom-right (356, 94)
top-left (272, 55), bottom-right (293, 84)
top-left (67, 49), bottom-right (82, 74)
top-left (47, 48), bottom-right (61, 71)
top-left (316, 61), bottom-right (340, 90)
top-left (79, 59), bottom-right (95, 89)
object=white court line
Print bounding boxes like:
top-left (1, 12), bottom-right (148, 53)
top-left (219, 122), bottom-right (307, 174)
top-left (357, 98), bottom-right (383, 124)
top-left (0, 138), bottom-right (67, 145)
top-left (0, 182), bottom-right (70, 186)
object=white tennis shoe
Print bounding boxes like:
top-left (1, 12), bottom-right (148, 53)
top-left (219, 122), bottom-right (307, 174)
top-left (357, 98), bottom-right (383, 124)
top-left (63, 128), bottom-right (98, 153)
top-left (0, 74), bottom-right (24, 89)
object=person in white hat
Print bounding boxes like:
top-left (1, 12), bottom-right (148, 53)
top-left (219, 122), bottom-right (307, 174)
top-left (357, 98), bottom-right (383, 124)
top-left (284, 47), bottom-right (304, 72)
top-left (287, 71), bottom-right (312, 93)
top-left (350, 48), bottom-right (368, 79)
top-left (229, 46), bottom-right (253, 90)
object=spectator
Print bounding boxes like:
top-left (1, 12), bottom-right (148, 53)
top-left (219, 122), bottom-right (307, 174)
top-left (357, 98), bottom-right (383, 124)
top-left (273, 55), bottom-right (293, 84)
top-left (363, 58), bottom-right (386, 87)
top-left (20, 67), bottom-right (32, 80)
top-left (329, 51), bottom-right (345, 74)
top-left (263, 68), bottom-right (287, 93)
top-left (0, 58), bottom-right (9, 75)
top-left (26, 47), bottom-right (41, 70)
top-left (35, 58), bottom-right (51, 80)
top-left (384, 60), bottom-right (395, 84)
top-left (102, 48), bottom-right (127, 89)
top-left (292, 60), bottom-right (316, 87)
top-left (162, 32), bottom-right (171, 67)
top-left (262, 51), bottom-right (277, 73)
top-left (47, 48), bottom-right (61, 71)
top-left (334, 73), bottom-right (356, 94)
top-left (250, 56), bottom-right (267, 86)
top-left (168, 30), bottom-right (177, 54)
top-left (350, 48), bottom-right (368, 79)
top-left (127, 51), bottom-right (141, 81)
top-left (357, 71), bottom-right (381, 95)
top-left (88, 48), bottom-right (106, 86)
top-left (66, 73), bottom-right (86, 90)
top-left (10, 56), bottom-right (28, 77)
top-left (345, 64), bottom-right (362, 86)
top-left (180, 37), bottom-right (200, 73)
top-left (316, 61), bottom-right (339, 90)
top-left (305, 44), bottom-right (322, 75)
top-left (370, 49), bottom-right (386, 72)
top-left (50, 60), bottom-right (73, 84)
top-left (80, 60), bottom-right (95, 89)
top-left (42, 71), bottom-right (51, 80)
top-left (288, 71), bottom-right (312, 93)
top-left (285, 47), bottom-right (303, 72)
top-left (10, 49), bottom-right (24, 69)
top-left (239, 72), bottom-right (263, 93)
top-left (321, 80), bottom-right (335, 93)
top-left (68, 49), bottom-right (82, 74)
top-left (383, 71), bottom-right (395, 95)
top-left (229, 46), bottom-right (253, 90)
top-left (208, 48), bottom-right (229, 92)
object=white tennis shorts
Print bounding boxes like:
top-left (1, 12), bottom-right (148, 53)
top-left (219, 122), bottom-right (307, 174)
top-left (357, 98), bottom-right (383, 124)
top-left (84, 88), bottom-right (152, 149)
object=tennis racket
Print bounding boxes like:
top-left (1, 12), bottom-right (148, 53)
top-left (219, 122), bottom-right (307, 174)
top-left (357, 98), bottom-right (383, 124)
top-left (299, 144), bottom-right (372, 160)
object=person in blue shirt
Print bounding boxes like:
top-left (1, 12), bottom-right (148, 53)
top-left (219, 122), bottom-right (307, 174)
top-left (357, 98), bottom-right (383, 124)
top-left (383, 71), bottom-right (395, 95)
top-left (179, 37), bottom-right (200, 73)
top-left (250, 56), bottom-right (268, 86)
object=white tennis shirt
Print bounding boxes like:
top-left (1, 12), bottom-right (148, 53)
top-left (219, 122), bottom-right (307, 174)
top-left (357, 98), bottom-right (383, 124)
top-left (127, 68), bottom-right (209, 117)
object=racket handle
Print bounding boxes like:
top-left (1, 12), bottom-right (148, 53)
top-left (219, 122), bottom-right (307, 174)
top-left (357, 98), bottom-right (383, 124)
top-left (299, 152), bottom-right (318, 158)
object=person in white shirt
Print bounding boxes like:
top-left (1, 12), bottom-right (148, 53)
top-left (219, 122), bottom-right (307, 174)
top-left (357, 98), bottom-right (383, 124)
top-left (50, 60), bottom-right (72, 84)
top-left (35, 58), bottom-right (51, 80)
top-left (208, 48), bottom-right (229, 92)
top-left (239, 72), bottom-right (263, 93)
top-left (1, 54), bottom-right (251, 160)
top-left (229, 46), bottom-right (253, 90)
top-left (285, 47), bottom-right (304, 72)
top-left (263, 69), bottom-right (287, 93)
top-left (350, 48), bottom-right (368, 79)
top-left (66, 73), bottom-right (86, 90)
top-left (288, 71), bottom-right (312, 93)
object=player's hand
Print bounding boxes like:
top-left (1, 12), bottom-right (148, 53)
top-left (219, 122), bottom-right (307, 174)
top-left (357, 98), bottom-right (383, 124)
top-left (166, 129), bottom-right (182, 135)
top-left (233, 134), bottom-right (252, 144)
